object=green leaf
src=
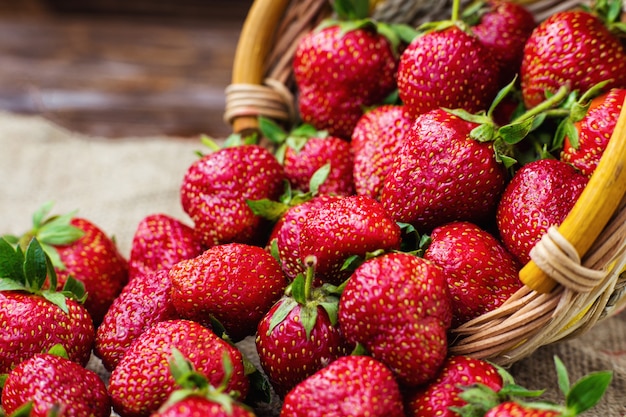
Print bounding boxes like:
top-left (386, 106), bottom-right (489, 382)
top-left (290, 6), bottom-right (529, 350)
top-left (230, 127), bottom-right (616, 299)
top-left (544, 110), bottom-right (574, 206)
top-left (444, 108), bottom-right (490, 125)
top-left (318, 300), bottom-right (339, 326)
top-left (290, 273), bottom-right (307, 305)
top-left (470, 123), bottom-right (496, 143)
top-left (0, 237), bottom-right (24, 282)
top-left (37, 223), bottom-right (84, 246)
top-left (0, 373), bottom-right (7, 389)
top-left (246, 198), bottom-right (288, 222)
top-left (9, 401), bottom-right (34, 417)
top-left (300, 304), bottom-right (318, 340)
top-left (389, 22), bottom-right (421, 44)
top-left (499, 117), bottom-right (536, 145)
top-left (309, 163), bottom-right (331, 195)
top-left (258, 116), bottom-right (288, 145)
top-left (23, 238), bottom-right (48, 291)
top-left (39, 242), bottom-right (65, 270)
top-left (41, 291), bottom-right (69, 314)
top-left (246, 366), bottom-right (272, 404)
top-left (47, 343), bottom-right (69, 359)
top-left (340, 254), bottom-right (364, 272)
top-left (0, 279), bottom-right (27, 292)
top-left (61, 276), bottom-right (87, 303)
top-left (32, 201), bottom-right (55, 228)
top-left (333, 0), bottom-right (370, 20)
top-left (267, 298), bottom-right (298, 334)
top-left (554, 356), bottom-right (571, 396)
top-left (566, 371), bottom-right (613, 414)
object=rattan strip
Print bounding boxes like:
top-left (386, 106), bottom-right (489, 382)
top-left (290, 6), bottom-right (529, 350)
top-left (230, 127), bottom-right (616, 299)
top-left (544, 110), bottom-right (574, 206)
top-left (224, 79), bottom-right (296, 126)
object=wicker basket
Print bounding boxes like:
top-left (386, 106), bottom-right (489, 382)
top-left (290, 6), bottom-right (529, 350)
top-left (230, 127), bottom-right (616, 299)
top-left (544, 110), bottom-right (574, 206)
top-left (224, 0), bottom-right (626, 366)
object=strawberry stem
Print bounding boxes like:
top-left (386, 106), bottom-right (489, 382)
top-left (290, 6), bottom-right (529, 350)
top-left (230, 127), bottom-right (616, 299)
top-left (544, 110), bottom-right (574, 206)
top-left (303, 256), bottom-right (316, 301)
top-left (451, 0), bottom-right (461, 22)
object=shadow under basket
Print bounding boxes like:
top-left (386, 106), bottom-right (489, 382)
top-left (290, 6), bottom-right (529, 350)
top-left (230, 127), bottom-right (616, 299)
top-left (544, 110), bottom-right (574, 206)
top-left (224, 0), bottom-right (626, 366)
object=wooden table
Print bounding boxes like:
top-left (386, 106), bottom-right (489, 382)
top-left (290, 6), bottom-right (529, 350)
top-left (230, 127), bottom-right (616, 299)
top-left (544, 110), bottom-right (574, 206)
top-left (0, 1), bottom-right (252, 139)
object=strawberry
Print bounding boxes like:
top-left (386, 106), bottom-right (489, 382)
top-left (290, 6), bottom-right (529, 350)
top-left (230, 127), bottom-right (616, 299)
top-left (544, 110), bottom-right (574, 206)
top-left (0, 237), bottom-right (94, 373)
top-left (351, 105), bottom-right (413, 199)
top-left (496, 158), bottom-right (588, 265)
top-left (279, 355), bottom-right (405, 417)
top-left (1, 345), bottom-right (111, 417)
top-left (151, 348), bottom-right (256, 417)
top-left (560, 88), bottom-right (626, 177)
top-left (484, 402), bottom-right (560, 417)
top-left (169, 243), bottom-right (287, 342)
top-left (95, 269), bottom-right (179, 371)
top-left (397, 1), bottom-right (501, 119)
top-left (405, 355), bottom-right (503, 417)
top-left (260, 118), bottom-right (355, 197)
top-left (9, 202), bottom-right (128, 326)
top-left (298, 194), bottom-right (402, 285)
top-left (256, 264), bottom-right (351, 397)
top-left (520, 8), bottom-right (626, 109)
top-left (464, 0), bottom-right (536, 85)
top-left (380, 108), bottom-right (508, 232)
top-left (180, 141), bottom-right (285, 248)
top-left (108, 319), bottom-right (250, 417)
top-left (338, 252), bottom-right (452, 386)
top-left (265, 193), bottom-right (342, 280)
top-left (128, 213), bottom-right (204, 281)
top-left (293, 0), bottom-right (400, 139)
top-left (424, 221), bottom-right (523, 327)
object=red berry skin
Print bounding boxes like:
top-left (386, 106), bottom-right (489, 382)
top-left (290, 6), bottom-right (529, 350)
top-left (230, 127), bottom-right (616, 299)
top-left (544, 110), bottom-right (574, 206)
top-left (405, 355), bottom-right (503, 417)
top-left (256, 299), bottom-right (352, 398)
top-left (521, 10), bottom-right (626, 109)
top-left (108, 319), bottom-right (249, 417)
top-left (424, 221), bottom-right (523, 327)
top-left (128, 213), bottom-right (205, 281)
top-left (470, 0), bottom-right (536, 85)
top-left (95, 269), bottom-right (179, 371)
top-left (169, 243), bottom-right (287, 342)
top-left (283, 136), bottom-right (355, 197)
top-left (266, 194), bottom-right (342, 280)
top-left (55, 217), bottom-right (129, 326)
top-left (381, 108), bottom-right (507, 232)
top-left (279, 355), bottom-right (405, 417)
top-left (484, 402), bottom-right (560, 417)
top-left (294, 25), bottom-right (397, 139)
top-left (496, 159), bottom-right (589, 265)
top-left (0, 292), bottom-right (95, 374)
top-left (152, 396), bottom-right (255, 417)
top-left (299, 195), bottom-right (402, 285)
top-left (2, 353), bottom-right (111, 417)
top-left (180, 144), bottom-right (285, 247)
top-left (338, 252), bottom-right (453, 387)
top-left (351, 105), bottom-right (413, 199)
top-left (561, 88), bottom-right (626, 177)
top-left (398, 25), bottom-right (500, 119)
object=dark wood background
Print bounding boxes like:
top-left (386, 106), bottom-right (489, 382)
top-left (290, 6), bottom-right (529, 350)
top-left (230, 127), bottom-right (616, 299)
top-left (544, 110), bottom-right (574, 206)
top-left (0, 0), bottom-right (253, 139)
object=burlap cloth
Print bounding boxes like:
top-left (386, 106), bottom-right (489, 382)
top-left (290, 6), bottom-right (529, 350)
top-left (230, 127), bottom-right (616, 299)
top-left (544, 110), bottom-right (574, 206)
top-left (0, 111), bottom-right (624, 416)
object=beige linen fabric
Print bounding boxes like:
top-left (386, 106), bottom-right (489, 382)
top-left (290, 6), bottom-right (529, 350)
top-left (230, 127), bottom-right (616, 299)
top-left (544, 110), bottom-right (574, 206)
top-left (0, 111), bottom-right (624, 416)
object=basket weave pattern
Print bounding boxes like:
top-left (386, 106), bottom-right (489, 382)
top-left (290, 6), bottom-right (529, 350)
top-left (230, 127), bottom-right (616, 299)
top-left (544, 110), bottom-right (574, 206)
top-left (225, 0), bottom-right (626, 365)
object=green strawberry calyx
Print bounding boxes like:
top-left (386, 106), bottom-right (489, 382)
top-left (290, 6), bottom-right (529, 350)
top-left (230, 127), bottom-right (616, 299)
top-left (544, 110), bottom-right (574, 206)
top-left (587, 0), bottom-right (626, 35)
top-left (2, 201), bottom-right (85, 271)
top-left (0, 236), bottom-right (87, 314)
top-left (157, 348), bottom-right (253, 414)
top-left (267, 257), bottom-right (342, 341)
top-left (454, 356), bottom-right (612, 417)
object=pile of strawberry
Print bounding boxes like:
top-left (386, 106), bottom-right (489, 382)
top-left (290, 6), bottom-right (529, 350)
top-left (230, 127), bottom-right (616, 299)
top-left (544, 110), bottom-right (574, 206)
top-left (1, 0), bottom-right (624, 415)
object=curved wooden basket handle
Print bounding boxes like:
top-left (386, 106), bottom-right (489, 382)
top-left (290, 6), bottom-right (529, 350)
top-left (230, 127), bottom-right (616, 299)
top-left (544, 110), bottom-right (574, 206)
top-left (520, 96), bottom-right (626, 293)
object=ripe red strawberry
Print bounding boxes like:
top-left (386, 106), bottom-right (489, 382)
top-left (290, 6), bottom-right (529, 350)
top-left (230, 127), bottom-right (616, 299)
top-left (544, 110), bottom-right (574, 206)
top-left (128, 213), bottom-right (204, 281)
top-left (180, 143), bottom-right (285, 247)
top-left (256, 265), bottom-right (351, 397)
top-left (380, 108), bottom-right (508, 232)
top-left (169, 243), bottom-right (287, 342)
top-left (153, 396), bottom-right (255, 417)
top-left (279, 355), bottom-right (405, 417)
top-left (298, 195), bottom-right (402, 285)
top-left (496, 158), bottom-right (589, 265)
top-left (95, 269), bottom-right (179, 371)
top-left (0, 237), bottom-right (94, 373)
top-left (521, 9), bottom-right (626, 109)
top-left (398, 23), bottom-right (500, 119)
top-left (560, 88), bottom-right (626, 177)
top-left (108, 319), bottom-right (249, 417)
top-left (351, 105), bottom-right (413, 199)
top-left (405, 355), bottom-right (503, 417)
top-left (11, 202), bottom-right (128, 326)
top-left (338, 252), bottom-right (452, 386)
top-left (1, 346), bottom-right (111, 417)
top-left (465, 0), bottom-right (536, 85)
top-left (266, 194), bottom-right (342, 280)
top-left (293, 1), bottom-right (398, 139)
top-left (424, 221), bottom-right (523, 327)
